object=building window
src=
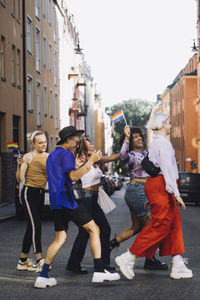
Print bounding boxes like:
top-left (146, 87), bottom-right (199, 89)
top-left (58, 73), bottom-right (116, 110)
top-left (27, 75), bottom-right (33, 112)
top-left (36, 81), bottom-right (41, 127)
top-left (54, 50), bottom-right (57, 85)
top-left (27, 16), bottom-right (32, 54)
top-left (11, 45), bottom-right (16, 86)
top-left (49, 43), bottom-right (52, 72)
top-left (16, 0), bottom-right (20, 20)
top-left (13, 115), bottom-right (20, 145)
top-left (48, 0), bottom-right (51, 26)
top-left (1, 1), bottom-right (6, 8)
top-left (55, 93), bottom-right (58, 129)
top-left (43, 36), bottom-right (47, 67)
top-left (1, 35), bottom-right (6, 80)
top-left (53, 7), bottom-right (57, 43)
top-left (44, 85), bottom-right (48, 116)
top-left (11, 0), bottom-right (15, 16)
top-left (16, 49), bottom-right (20, 87)
top-left (35, 0), bottom-right (40, 20)
top-left (36, 27), bottom-right (40, 73)
top-left (50, 89), bottom-right (53, 118)
top-left (43, 0), bottom-right (46, 17)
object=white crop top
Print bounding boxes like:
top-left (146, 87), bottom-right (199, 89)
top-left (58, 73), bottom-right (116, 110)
top-left (81, 165), bottom-right (103, 188)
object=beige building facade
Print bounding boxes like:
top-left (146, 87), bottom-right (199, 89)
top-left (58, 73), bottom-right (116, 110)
top-left (0, 1), bottom-right (24, 202)
top-left (25, 0), bottom-right (60, 152)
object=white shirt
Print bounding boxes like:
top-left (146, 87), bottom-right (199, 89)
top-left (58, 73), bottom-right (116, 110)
top-left (148, 135), bottom-right (180, 197)
top-left (81, 165), bottom-right (103, 188)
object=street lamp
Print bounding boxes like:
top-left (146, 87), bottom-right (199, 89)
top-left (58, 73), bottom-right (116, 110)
top-left (191, 39), bottom-right (199, 52)
top-left (74, 42), bottom-right (83, 55)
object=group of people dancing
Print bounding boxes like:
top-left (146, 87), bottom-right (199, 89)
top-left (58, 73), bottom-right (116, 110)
top-left (16, 112), bottom-right (193, 289)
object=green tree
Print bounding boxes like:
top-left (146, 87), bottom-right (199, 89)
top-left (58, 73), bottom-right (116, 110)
top-left (106, 99), bottom-right (154, 175)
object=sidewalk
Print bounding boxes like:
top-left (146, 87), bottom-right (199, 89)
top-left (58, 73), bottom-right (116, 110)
top-left (0, 202), bottom-right (16, 222)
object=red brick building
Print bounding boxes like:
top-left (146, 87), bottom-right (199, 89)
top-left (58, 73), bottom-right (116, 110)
top-left (170, 54), bottom-right (198, 172)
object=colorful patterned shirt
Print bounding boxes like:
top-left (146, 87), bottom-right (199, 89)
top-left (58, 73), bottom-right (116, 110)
top-left (120, 142), bottom-right (149, 179)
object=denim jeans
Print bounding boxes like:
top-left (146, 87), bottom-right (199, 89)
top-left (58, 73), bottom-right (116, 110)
top-left (125, 182), bottom-right (150, 216)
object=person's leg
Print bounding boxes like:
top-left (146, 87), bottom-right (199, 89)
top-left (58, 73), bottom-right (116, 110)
top-left (18, 187), bottom-right (42, 271)
top-left (34, 230), bottom-right (66, 288)
top-left (66, 227), bottom-right (89, 272)
top-left (83, 219), bottom-right (120, 283)
top-left (110, 182), bottom-right (150, 251)
top-left (66, 194), bottom-right (94, 272)
top-left (68, 201), bottom-right (120, 283)
top-left (110, 211), bottom-right (142, 251)
top-left (92, 199), bottom-right (111, 267)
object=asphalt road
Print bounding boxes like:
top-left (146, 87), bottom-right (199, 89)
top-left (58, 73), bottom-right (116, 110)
top-left (0, 183), bottom-right (200, 300)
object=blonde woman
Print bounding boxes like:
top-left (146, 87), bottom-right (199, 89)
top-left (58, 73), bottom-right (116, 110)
top-left (16, 131), bottom-right (48, 272)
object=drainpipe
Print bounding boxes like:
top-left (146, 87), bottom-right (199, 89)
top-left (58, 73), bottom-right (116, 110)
top-left (22, 0), bottom-right (27, 152)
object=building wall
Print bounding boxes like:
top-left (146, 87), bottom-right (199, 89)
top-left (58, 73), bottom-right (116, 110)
top-left (171, 76), bottom-right (198, 172)
top-left (196, 0), bottom-right (200, 172)
top-left (25, 0), bottom-right (60, 152)
top-left (0, 1), bottom-right (24, 202)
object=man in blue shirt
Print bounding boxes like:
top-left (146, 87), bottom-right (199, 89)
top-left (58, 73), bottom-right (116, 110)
top-left (34, 126), bottom-right (120, 288)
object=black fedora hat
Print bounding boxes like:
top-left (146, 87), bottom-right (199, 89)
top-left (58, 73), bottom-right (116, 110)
top-left (57, 126), bottom-right (84, 145)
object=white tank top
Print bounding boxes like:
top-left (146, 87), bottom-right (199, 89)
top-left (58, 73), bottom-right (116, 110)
top-left (81, 165), bottom-right (103, 188)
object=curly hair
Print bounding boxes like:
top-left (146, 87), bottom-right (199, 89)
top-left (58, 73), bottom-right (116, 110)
top-left (119, 127), bottom-right (144, 152)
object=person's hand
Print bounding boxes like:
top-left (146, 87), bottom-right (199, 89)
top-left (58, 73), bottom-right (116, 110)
top-left (17, 157), bottom-right (24, 167)
top-left (89, 150), bottom-right (102, 163)
top-left (124, 125), bottom-right (130, 139)
top-left (144, 200), bottom-right (150, 210)
top-left (76, 153), bottom-right (86, 169)
top-left (176, 195), bottom-right (186, 210)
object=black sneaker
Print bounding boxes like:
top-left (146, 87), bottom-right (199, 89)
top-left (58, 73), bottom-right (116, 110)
top-left (144, 257), bottom-right (168, 270)
top-left (109, 236), bottom-right (120, 253)
top-left (104, 265), bottom-right (116, 272)
top-left (66, 265), bottom-right (88, 274)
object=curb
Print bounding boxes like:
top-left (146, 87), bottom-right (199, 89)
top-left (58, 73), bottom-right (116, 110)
top-left (0, 215), bottom-right (16, 223)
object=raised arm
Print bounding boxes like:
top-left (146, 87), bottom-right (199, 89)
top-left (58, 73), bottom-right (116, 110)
top-left (69, 151), bottom-right (102, 182)
top-left (120, 125), bottom-right (130, 161)
top-left (100, 153), bottom-right (120, 163)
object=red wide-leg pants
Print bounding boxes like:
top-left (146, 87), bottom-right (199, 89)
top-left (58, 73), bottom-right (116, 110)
top-left (129, 175), bottom-right (185, 258)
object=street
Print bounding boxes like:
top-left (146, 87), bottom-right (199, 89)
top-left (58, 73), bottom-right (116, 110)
top-left (0, 183), bottom-right (200, 300)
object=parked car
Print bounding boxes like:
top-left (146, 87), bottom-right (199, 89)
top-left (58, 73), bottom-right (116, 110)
top-left (119, 175), bottom-right (125, 182)
top-left (178, 172), bottom-right (200, 205)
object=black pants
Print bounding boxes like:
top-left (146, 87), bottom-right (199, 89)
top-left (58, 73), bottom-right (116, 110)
top-left (21, 186), bottom-right (44, 254)
top-left (67, 189), bottom-right (111, 268)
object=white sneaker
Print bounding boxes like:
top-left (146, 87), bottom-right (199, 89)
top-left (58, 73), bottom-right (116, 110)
top-left (34, 276), bottom-right (57, 288)
top-left (17, 258), bottom-right (37, 271)
top-left (170, 256), bottom-right (193, 279)
top-left (92, 269), bottom-right (120, 283)
top-left (115, 250), bottom-right (136, 280)
top-left (35, 258), bottom-right (44, 273)
top-left (35, 259), bottom-right (52, 273)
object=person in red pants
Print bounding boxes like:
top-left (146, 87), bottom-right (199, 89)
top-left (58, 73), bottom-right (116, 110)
top-left (115, 113), bottom-right (193, 280)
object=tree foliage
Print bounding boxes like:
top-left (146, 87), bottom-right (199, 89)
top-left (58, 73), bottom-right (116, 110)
top-left (106, 99), bottom-right (154, 175)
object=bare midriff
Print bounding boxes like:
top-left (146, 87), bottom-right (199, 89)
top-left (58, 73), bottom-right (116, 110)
top-left (131, 178), bottom-right (147, 184)
top-left (84, 183), bottom-right (100, 191)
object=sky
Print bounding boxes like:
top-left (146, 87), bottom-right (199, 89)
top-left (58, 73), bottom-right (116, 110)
top-left (66, 0), bottom-right (197, 106)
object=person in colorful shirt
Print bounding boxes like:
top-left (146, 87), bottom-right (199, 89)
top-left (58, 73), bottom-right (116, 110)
top-left (109, 125), bottom-right (167, 270)
top-left (115, 113), bottom-right (193, 280)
